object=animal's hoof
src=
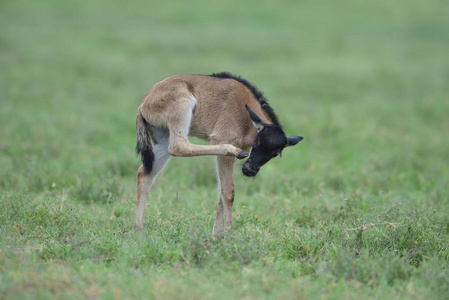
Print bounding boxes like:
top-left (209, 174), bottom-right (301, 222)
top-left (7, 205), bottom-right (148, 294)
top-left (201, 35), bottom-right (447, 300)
top-left (236, 152), bottom-right (248, 159)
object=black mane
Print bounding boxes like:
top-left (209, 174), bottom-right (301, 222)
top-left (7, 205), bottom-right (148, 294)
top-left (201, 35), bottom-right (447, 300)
top-left (209, 72), bottom-right (282, 129)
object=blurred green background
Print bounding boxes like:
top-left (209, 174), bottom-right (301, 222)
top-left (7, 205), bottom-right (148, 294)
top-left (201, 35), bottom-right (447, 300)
top-left (1, 0), bottom-right (448, 298)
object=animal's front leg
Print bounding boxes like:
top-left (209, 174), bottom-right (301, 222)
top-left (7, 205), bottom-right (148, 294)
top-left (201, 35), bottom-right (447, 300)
top-left (213, 156), bottom-right (236, 235)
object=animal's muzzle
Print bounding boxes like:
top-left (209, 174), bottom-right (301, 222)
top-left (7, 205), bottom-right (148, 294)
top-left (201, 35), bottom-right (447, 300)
top-left (242, 161), bottom-right (259, 177)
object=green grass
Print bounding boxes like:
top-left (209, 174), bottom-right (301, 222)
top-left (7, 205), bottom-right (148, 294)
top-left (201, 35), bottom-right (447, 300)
top-left (1, 0), bottom-right (449, 299)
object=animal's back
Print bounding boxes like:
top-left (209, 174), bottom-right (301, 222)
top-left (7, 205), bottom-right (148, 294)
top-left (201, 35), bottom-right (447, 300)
top-left (139, 74), bottom-right (257, 143)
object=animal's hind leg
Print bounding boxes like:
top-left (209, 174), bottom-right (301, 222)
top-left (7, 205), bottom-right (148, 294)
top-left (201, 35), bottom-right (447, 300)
top-left (167, 96), bottom-right (247, 158)
top-left (135, 128), bottom-right (170, 231)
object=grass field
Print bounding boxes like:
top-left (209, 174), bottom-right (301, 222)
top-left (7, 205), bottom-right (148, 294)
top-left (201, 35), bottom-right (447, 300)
top-left (1, 0), bottom-right (449, 299)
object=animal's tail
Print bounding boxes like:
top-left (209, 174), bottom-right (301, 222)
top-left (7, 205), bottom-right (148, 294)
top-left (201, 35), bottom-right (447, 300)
top-left (136, 112), bottom-right (154, 173)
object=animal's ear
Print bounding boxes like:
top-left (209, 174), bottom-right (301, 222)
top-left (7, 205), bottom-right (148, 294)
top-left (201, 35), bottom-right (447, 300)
top-left (246, 105), bottom-right (269, 130)
top-left (286, 136), bottom-right (303, 147)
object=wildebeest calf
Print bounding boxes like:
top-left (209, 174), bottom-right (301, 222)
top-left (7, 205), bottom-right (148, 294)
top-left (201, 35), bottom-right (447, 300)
top-left (135, 72), bottom-right (303, 235)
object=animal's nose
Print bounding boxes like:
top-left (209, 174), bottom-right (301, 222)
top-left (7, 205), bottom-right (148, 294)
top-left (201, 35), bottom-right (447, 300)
top-left (242, 162), bottom-right (259, 177)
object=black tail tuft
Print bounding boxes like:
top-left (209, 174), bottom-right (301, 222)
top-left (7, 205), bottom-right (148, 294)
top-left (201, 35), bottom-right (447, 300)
top-left (136, 113), bottom-right (154, 173)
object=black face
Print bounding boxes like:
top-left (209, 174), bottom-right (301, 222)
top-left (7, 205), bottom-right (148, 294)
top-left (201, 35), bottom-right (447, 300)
top-left (242, 125), bottom-right (287, 177)
top-left (242, 105), bottom-right (303, 177)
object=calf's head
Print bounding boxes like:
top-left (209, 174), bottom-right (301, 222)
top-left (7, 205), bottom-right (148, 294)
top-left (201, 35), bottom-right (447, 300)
top-left (242, 105), bottom-right (303, 177)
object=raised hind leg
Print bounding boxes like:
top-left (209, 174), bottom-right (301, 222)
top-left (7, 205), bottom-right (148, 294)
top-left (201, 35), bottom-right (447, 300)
top-left (167, 96), bottom-right (248, 158)
top-left (134, 127), bottom-right (170, 231)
